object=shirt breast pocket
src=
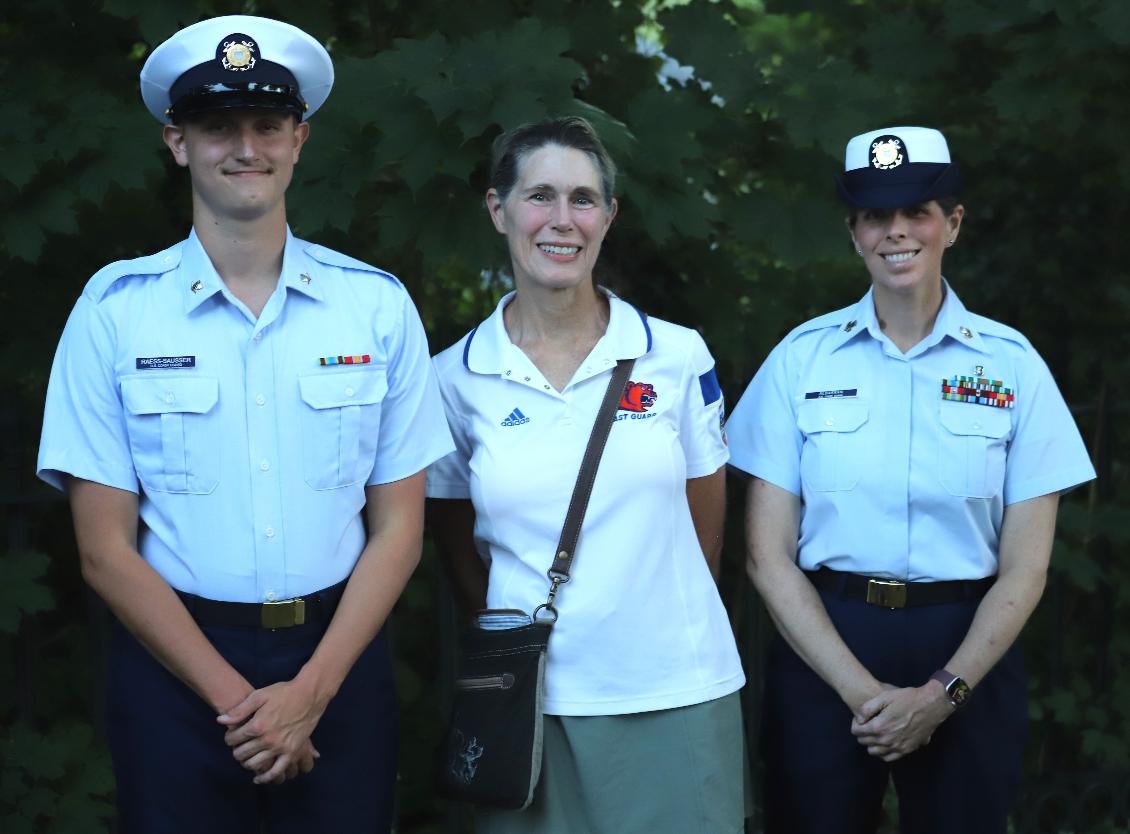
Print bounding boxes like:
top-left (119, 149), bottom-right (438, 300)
top-left (120, 375), bottom-right (220, 495)
top-left (937, 403), bottom-right (1011, 499)
top-left (797, 399), bottom-right (869, 492)
top-left (298, 367), bottom-right (388, 490)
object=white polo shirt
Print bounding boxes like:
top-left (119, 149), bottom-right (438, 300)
top-left (726, 282), bottom-right (1096, 582)
top-left (38, 228), bottom-right (454, 602)
top-left (427, 290), bottom-right (744, 716)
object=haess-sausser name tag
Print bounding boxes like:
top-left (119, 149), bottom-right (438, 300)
top-left (136, 356), bottom-right (196, 370)
top-left (805, 389), bottom-right (857, 399)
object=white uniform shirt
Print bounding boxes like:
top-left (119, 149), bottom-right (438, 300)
top-left (426, 290), bottom-right (744, 715)
top-left (726, 283), bottom-right (1096, 582)
top-left (38, 228), bottom-right (454, 602)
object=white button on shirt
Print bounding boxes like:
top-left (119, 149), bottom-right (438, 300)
top-left (726, 282), bottom-right (1096, 582)
top-left (38, 228), bottom-right (454, 602)
top-left (426, 290), bottom-right (744, 716)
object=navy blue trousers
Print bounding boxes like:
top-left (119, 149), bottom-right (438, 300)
top-left (761, 589), bottom-right (1027, 834)
top-left (107, 617), bottom-right (397, 834)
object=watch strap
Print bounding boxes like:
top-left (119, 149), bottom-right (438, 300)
top-left (930, 668), bottom-right (970, 707)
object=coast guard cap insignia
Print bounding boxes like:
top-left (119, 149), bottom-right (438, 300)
top-left (870, 136), bottom-right (905, 170)
top-left (219, 35), bottom-right (257, 71)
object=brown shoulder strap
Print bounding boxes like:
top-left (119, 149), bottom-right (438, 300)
top-left (547, 357), bottom-right (634, 583)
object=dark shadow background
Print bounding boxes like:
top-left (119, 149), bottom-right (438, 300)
top-left (2, 1), bottom-right (1127, 831)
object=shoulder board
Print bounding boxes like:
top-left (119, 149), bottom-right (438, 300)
top-left (83, 244), bottom-right (183, 303)
top-left (969, 313), bottom-right (1031, 351)
top-left (301, 241), bottom-right (403, 287)
top-left (785, 304), bottom-right (855, 341)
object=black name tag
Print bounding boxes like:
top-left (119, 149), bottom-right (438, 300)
top-left (136, 356), bottom-right (196, 370)
top-left (805, 388), bottom-right (857, 399)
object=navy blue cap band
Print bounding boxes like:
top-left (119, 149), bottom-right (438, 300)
top-left (836, 162), bottom-right (962, 209)
top-left (167, 58), bottom-right (303, 120)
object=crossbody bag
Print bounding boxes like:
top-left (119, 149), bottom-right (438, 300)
top-left (436, 357), bottom-right (634, 809)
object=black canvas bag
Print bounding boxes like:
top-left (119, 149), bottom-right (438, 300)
top-left (436, 358), bottom-right (634, 810)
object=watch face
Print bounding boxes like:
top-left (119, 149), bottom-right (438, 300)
top-left (948, 678), bottom-right (971, 706)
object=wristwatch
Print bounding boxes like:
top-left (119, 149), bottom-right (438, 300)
top-left (930, 669), bottom-right (971, 708)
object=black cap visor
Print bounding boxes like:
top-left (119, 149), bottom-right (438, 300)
top-left (836, 162), bottom-right (962, 209)
top-left (167, 58), bottom-right (306, 121)
top-left (170, 83), bottom-right (305, 121)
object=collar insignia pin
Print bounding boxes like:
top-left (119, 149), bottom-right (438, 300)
top-left (960, 326), bottom-right (973, 339)
top-left (190, 280), bottom-right (203, 294)
top-left (845, 320), bottom-right (857, 332)
top-left (300, 273), bottom-right (312, 284)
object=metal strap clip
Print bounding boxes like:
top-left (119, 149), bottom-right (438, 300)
top-left (261, 598), bottom-right (306, 629)
top-left (866, 579), bottom-right (907, 609)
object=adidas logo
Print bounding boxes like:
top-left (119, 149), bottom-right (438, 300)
top-left (501, 408), bottom-right (530, 427)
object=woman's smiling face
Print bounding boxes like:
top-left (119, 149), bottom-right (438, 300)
top-left (850, 200), bottom-right (964, 295)
top-left (486, 143), bottom-right (617, 293)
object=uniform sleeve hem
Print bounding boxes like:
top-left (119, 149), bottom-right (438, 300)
top-left (36, 459), bottom-right (139, 494)
top-left (725, 455), bottom-right (801, 496)
top-left (367, 441), bottom-right (457, 487)
top-left (424, 482), bottom-right (472, 499)
top-left (1004, 468), bottom-right (1097, 506)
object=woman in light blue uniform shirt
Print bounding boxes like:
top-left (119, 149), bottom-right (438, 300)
top-left (726, 126), bottom-right (1095, 834)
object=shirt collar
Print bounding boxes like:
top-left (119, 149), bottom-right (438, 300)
top-left (181, 227), bottom-right (322, 314)
top-left (283, 230), bottom-right (325, 302)
top-left (462, 286), bottom-right (653, 375)
top-left (181, 228), bottom-right (225, 314)
top-left (827, 279), bottom-right (990, 355)
top-left (932, 279), bottom-right (989, 354)
top-left (825, 291), bottom-right (876, 353)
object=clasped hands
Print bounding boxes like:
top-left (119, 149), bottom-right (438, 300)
top-left (217, 678), bottom-right (327, 785)
top-left (850, 680), bottom-right (954, 762)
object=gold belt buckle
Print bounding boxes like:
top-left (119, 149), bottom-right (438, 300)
top-left (866, 579), bottom-right (907, 609)
top-left (261, 598), bottom-right (306, 629)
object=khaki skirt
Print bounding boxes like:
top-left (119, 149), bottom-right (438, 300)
top-left (474, 691), bottom-right (748, 834)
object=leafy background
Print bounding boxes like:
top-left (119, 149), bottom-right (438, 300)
top-left (1, 0), bottom-right (1127, 831)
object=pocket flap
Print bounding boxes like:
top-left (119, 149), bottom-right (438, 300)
top-left (121, 375), bottom-right (218, 415)
top-left (797, 399), bottom-right (868, 433)
top-left (938, 403), bottom-right (1011, 438)
top-left (299, 368), bottom-right (388, 409)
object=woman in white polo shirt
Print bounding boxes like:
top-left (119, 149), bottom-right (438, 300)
top-left (726, 126), bottom-right (1095, 833)
top-left (426, 116), bottom-right (746, 833)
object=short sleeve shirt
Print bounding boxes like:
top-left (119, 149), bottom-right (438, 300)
top-left (427, 290), bottom-right (744, 715)
top-left (726, 283), bottom-right (1096, 582)
top-left (38, 228), bottom-right (454, 602)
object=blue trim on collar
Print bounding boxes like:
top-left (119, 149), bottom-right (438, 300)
top-left (462, 325), bottom-right (480, 369)
top-left (631, 304), bottom-right (653, 353)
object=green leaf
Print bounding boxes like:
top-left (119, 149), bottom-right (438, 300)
top-left (0, 551), bottom-right (54, 633)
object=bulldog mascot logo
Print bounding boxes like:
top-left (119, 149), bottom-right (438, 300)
top-left (619, 381), bottom-right (657, 413)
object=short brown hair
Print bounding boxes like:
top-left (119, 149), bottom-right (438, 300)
top-left (489, 116), bottom-right (617, 207)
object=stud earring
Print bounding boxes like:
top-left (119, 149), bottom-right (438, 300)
top-left (947, 239), bottom-right (956, 246)
top-left (856, 247), bottom-right (863, 256)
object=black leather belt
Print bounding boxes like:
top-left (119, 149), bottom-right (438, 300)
top-left (804, 568), bottom-right (994, 609)
top-left (176, 579), bottom-right (348, 629)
